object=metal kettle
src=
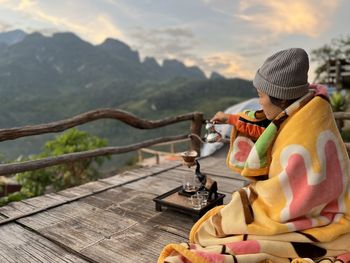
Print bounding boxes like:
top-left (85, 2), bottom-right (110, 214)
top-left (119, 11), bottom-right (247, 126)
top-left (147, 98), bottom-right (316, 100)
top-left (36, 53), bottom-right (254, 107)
top-left (204, 121), bottom-right (222, 143)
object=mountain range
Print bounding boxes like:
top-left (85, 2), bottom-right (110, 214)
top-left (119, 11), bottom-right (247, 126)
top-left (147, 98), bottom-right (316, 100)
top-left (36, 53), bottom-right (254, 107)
top-left (0, 29), bottom-right (207, 99)
top-left (0, 30), bottom-right (256, 166)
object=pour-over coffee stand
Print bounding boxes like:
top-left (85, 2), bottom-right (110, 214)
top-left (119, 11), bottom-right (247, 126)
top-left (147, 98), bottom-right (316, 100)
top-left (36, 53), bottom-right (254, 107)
top-left (153, 132), bottom-right (226, 221)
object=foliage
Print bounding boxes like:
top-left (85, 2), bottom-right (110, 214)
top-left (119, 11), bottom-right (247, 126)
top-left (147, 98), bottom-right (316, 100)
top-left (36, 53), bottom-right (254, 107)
top-left (0, 128), bottom-right (109, 206)
top-left (330, 90), bottom-right (348, 132)
top-left (330, 90), bottom-right (347, 112)
top-left (0, 191), bottom-right (30, 206)
top-left (124, 155), bottom-right (139, 167)
top-left (0, 153), bottom-right (6, 164)
top-left (341, 129), bottom-right (350, 142)
top-left (340, 126), bottom-right (350, 147)
top-left (311, 35), bottom-right (350, 82)
top-left (121, 78), bottom-right (256, 118)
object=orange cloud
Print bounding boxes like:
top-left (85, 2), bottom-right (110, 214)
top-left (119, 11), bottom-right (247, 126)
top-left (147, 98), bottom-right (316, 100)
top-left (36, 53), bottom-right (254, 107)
top-left (1, 0), bottom-right (124, 43)
top-left (237, 0), bottom-right (339, 37)
top-left (185, 53), bottom-right (255, 79)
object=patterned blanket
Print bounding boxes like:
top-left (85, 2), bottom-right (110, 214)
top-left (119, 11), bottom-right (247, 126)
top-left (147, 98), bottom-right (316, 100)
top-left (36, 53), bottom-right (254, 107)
top-left (158, 86), bottom-right (350, 263)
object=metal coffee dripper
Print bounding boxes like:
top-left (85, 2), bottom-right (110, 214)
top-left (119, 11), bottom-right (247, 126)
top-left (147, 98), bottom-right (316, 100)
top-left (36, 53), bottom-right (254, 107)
top-left (179, 151), bottom-right (201, 194)
top-left (179, 151), bottom-right (218, 200)
top-left (180, 150), bottom-right (198, 168)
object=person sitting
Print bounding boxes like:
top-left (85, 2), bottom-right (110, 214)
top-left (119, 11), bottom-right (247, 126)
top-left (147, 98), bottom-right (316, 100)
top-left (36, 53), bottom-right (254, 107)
top-left (158, 48), bottom-right (350, 263)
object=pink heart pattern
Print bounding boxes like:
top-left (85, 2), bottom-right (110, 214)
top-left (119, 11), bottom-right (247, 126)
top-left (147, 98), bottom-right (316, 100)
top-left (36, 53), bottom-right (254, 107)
top-left (230, 136), bottom-right (254, 167)
top-left (279, 131), bottom-right (346, 230)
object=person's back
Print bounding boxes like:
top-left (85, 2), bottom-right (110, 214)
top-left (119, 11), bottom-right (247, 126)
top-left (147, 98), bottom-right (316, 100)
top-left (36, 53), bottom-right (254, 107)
top-left (158, 48), bottom-right (350, 263)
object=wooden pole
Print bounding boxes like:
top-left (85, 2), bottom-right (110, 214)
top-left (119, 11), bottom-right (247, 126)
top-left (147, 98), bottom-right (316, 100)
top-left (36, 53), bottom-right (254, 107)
top-left (138, 150), bottom-right (143, 163)
top-left (189, 112), bottom-right (204, 156)
top-left (170, 143), bottom-right (175, 153)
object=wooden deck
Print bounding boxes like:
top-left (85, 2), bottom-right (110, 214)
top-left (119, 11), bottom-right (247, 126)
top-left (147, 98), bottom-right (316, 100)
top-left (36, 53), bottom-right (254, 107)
top-left (0, 146), bottom-right (248, 263)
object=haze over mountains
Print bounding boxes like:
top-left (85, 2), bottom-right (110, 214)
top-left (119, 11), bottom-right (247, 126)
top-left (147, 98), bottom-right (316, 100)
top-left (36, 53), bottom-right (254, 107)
top-left (0, 30), bottom-right (256, 163)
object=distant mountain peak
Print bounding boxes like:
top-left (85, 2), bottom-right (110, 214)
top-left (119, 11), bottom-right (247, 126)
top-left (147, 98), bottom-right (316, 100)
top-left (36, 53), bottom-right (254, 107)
top-left (25, 31), bottom-right (45, 39)
top-left (162, 59), bottom-right (185, 67)
top-left (162, 59), bottom-right (206, 80)
top-left (0, 29), bottom-right (27, 45)
top-left (143, 57), bottom-right (161, 68)
top-left (98, 37), bottom-right (140, 63)
top-left (52, 32), bottom-right (82, 39)
top-left (100, 38), bottom-right (130, 49)
top-left (210, 71), bottom-right (225, 79)
top-left (50, 32), bottom-right (93, 47)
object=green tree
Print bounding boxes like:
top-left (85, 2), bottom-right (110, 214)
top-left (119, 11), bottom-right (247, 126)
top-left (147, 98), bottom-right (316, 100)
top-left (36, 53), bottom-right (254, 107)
top-left (40, 128), bottom-right (109, 190)
top-left (330, 90), bottom-right (347, 131)
top-left (311, 35), bottom-right (350, 83)
top-left (0, 128), bottom-right (109, 205)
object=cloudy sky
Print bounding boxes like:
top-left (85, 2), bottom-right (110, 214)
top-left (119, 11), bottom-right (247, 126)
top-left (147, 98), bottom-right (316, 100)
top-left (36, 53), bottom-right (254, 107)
top-left (0, 0), bottom-right (349, 81)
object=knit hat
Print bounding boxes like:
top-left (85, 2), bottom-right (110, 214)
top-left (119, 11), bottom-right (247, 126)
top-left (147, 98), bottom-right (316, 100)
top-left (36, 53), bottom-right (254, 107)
top-left (253, 48), bottom-right (309, 100)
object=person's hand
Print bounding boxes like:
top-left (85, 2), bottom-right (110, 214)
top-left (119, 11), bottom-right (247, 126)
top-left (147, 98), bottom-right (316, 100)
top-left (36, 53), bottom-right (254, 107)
top-left (210, 111), bottom-right (230, 124)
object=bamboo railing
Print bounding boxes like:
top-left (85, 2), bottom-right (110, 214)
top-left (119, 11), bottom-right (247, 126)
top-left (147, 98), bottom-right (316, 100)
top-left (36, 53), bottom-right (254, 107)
top-left (0, 109), bottom-right (204, 176)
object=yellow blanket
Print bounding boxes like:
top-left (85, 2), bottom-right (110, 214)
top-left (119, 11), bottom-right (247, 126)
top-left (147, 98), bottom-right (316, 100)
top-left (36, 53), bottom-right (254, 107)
top-left (158, 89), bottom-right (350, 263)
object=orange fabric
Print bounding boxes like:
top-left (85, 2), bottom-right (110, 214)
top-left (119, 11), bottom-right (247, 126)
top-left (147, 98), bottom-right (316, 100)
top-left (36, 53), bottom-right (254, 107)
top-left (228, 114), bottom-right (239, 125)
top-left (157, 243), bottom-right (212, 263)
top-left (228, 114), bottom-right (266, 139)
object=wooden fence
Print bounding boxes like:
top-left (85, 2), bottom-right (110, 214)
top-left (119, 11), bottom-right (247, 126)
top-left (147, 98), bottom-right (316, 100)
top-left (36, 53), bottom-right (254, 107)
top-left (0, 108), bottom-right (204, 176)
top-left (0, 108), bottom-right (349, 177)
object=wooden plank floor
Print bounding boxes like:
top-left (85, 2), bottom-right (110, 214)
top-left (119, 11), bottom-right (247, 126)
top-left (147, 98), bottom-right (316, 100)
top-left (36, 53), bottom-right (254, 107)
top-left (0, 145), bottom-right (248, 262)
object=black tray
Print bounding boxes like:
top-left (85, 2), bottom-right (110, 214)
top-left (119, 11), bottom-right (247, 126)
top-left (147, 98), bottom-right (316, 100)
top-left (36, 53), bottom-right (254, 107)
top-left (153, 186), bottom-right (225, 221)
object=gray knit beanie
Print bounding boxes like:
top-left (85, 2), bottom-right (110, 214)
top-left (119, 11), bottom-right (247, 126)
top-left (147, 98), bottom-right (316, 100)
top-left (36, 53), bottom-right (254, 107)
top-left (253, 48), bottom-right (309, 100)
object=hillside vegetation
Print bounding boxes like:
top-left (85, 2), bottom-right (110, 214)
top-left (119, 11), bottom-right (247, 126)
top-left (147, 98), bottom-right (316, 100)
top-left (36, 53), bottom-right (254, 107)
top-left (0, 30), bottom-right (256, 165)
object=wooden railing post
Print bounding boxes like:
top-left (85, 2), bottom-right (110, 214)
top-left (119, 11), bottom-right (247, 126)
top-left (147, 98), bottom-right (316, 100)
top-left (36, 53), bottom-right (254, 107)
top-left (170, 143), bottom-right (175, 153)
top-left (190, 112), bottom-right (204, 156)
top-left (138, 150), bottom-right (143, 163)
